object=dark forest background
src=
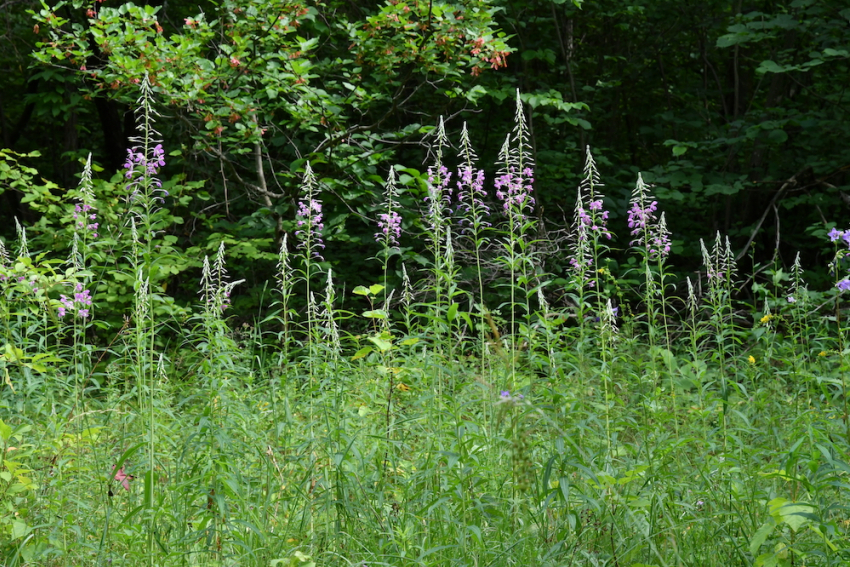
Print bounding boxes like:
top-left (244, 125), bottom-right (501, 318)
top-left (1, 0), bottom-right (849, 323)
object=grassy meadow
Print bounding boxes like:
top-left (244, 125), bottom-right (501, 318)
top-left (3, 85), bottom-right (850, 567)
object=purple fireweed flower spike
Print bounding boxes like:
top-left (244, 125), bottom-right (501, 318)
top-left (455, 122), bottom-right (491, 234)
top-left (627, 172), bottom-right (670, 258)
top-left (295, 162), bottom-right (325, 260)
top-left (456, 167), bottom-right (489, 220)
top-left (376, 167), bottom-right (402, 248)
top-left (569, 147), bottom-right (612, 289)
top-left (124, 144), bottom-right (168, 203)
top-left (74, 154), bottom-right (99, 239)
top-left (124, 74), bottom-right (169, 205)
top-left (58, 284), bottom-right (94, 320)
top-left (494, 94), bottom-right (536, 223)
top-left (574, 147), bottom-right (611, 240)
top-left (495, 167), bottom-right (535, 221)
top-left (649, 212), bottom-right (671, 259)
top-left (425, 164), bottom-right (452, 243)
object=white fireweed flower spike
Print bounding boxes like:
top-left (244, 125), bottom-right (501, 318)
top-left (156, 353), bottom-right (167, 383)
top-left (458, 122), bottom-right (479, 168)
top-left (384, 289), bottom-right (395, 314)
top-left (686, 276), bottom-right (698, 319)
top-left (537, 288), bottom-right (549, 315)
top-left (700, 238), bottom-right (716, 285)
top-left (711, 232), bottom-right (724, 278)
top-left (434, 115), bottom-right (449, 164)
top-left (602, 298), bottom-right (619, 336)
top-left (14, 218), bottom-right (28, 258)
top-left (321, 270), bottom-right (340, 353)
top-left (277, 233), bottom-right (292, 302)
top-left (445, 224), bottom-right (454, 263)
top-left (214, 241), bottom-right (229, 289)
top-left (68, 233), bottom-right (82, 271)
top-left (723, 235), bottom-right (736, 280)
top-left (129, 216), bottom-right (140, 262)
top-left (135, 274), bottom-right (150, 323)
top-left (308, 291), bottom-right (320, 329)
top-left (402, 263), bottom-right (412, 311)
top-left (324, 268), bottom-right (334, 303)
top-left (788, 251), bottom-right (805, 304)
top-left (510, 89), bottom-right (534, 172)
top-left (200, 255), bottom-right (213, 314)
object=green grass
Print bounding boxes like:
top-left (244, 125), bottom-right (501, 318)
top-left (3, 293), bottom-right (850, 566)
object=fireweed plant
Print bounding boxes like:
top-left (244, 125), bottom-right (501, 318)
top-left (569, 146), bottom-right (613, 383)
top-left (453, 122), bottom-right (495, 395)
top-left (699, 232), bottom-right (740, 447)
top-left (276, 233), bottom-right (295, 357)
top-left (423, 117), bottom-right (453, 349)
top-left (120, 72), bottom-right (171, 566)
top-left (292, 161), bottom-right (326, 531)
top-left (626, 173), bottom-right (676, 413)
top-left (375, 166), bottom-right (402, 290)
top-left (9, 86), bottom-right (850, 567)
top-left (494, 91), bottom-right (537, 390)
top-left (454, 123), bottom-right (491, 360)
top-left (294, 161), bottom-right (325, 356)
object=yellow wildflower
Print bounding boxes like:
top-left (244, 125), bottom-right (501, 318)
top-left (760, 314), bottom-right (773, 324)
top-left (818, 351), bottom-right (828, 357)
top-left (748, 355), bottom-right (756, 364)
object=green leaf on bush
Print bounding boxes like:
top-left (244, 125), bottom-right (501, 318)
top-left (750, 520), bottom-right (775, 554)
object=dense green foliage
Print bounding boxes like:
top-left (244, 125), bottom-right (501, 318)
top-left (2, 0), bottom-right (848, 317)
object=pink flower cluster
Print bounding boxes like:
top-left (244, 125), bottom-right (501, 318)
top-left (123, 143), bottom-right (169, 202)
top-left (649, 231), bottom-right (671, 259)
top-left (456, 166), bottom-right (490, 229)
top-left (376, 210), bottom-right (402, 247)
top-left (295, 198), bottom-right (325, 259)
top-left (627, 199), bottom-right (670, 259)
top-left (73, 203), bottom-right (98, 238)
top-left (627, 200), bottom-right (657, 237)
top-left (576, 199), bottom-right (612, 241)
top-left (59, 283), bottom-right (93, 319)
top-left (494, 167), bottom-right (534, 219)
top-left (124, 143), bottom-right (166, 178)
